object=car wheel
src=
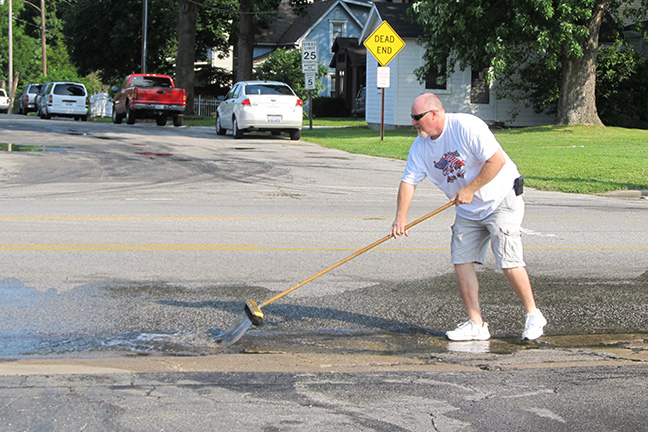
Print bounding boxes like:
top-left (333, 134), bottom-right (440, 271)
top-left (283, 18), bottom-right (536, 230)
top-left (81, 115), bottom-right (88, 121)
top-left (173, 115), bottom-right (183, 127)
top-left (126, 104), bottom-right (136, 125)
top-left (232, 118), bottom-right (243, 139)
top-left (215, 115), bottom-right (226, 135)
top-left (156, 116), bottom-right (167, 126)
top-left (111, 105), bottom-right (123, 124)
top-left (289, 129), bottom-right (301, 141)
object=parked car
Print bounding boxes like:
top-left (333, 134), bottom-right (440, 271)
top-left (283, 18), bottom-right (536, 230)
top-left (17, 83), bottom-right (42, 114)
top-left (0, 89), bottom-right (9, 114)
top-left (351, 86), bottom-right (366, 118)
top-left (38, 82), bottom-right (89, 121)
top-left (34, 83), bottom-right (50, 117)
top-left (112, 73), bottom-right (186, 126)
top-left (216, 81), bottom-right (303, 140)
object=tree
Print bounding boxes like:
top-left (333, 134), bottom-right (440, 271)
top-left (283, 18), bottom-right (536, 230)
top-left (410, 0), bottom-right (648, 126)
top-left (175, 0), bottom-right (238, 113)
top-left (176, 0), bottom-right (199, 115)
top-left (0, 0), bottom-right (86, 94)
top-left (62, 0), bottom-right (178, 84)
top-left (233, 0), bottom-right (282, 82)
top-left (596, 40), bottom-right (648, 127)
top-left (253, 47), bottom-right (327, 100)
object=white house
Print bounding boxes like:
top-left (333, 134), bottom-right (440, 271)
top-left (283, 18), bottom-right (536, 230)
top-left (359, 2), bottom-right (555, 128)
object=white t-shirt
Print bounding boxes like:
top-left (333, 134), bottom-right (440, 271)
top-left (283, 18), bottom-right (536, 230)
top-left (402, 113), bottom-right (521, 220)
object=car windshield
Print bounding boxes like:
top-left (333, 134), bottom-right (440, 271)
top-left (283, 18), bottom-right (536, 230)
top-left (54, 84), bottom-right (85, 96)
top-left (244, 84), bottom-right (293, 96)
top-left (29, 85), bottom-right (42, 94)
top-left (130, 76), bottom-right (173, 88)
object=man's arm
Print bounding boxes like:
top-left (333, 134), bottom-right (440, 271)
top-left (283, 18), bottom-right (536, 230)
top-left (453, 148), bottom-right (506, 205)
top-left (390, 181), bottom-right (417, 238)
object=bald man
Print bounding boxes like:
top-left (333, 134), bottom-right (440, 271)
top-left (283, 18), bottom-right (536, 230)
top-left (390, 93), bottom-right (546, 341)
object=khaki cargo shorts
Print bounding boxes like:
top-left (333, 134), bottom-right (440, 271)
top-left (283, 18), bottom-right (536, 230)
top-left (450, 190), bottom-right (526, 269)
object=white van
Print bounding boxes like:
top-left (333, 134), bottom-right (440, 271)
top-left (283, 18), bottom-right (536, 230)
top-left (38, 82), bottom-right (89, 121)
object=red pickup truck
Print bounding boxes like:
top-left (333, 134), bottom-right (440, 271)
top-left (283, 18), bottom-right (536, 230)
top-left (112, 74), bottom-right (186, 126)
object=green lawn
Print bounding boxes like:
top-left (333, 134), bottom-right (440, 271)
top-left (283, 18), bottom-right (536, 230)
top-left (99, 115), bottom-right (647, 195)
top-left (301, 123), bottom-right (648, 195)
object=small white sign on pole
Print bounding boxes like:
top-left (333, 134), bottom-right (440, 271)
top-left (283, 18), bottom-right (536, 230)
top-left (305, 74), bottom-right (316, 90)
top-left (377, 67), bottom-right (391, 88)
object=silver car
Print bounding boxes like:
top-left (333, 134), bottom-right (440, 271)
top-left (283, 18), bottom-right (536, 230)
top-left (18, 83), bottom-right (42, 114)
top-left (216, 81), bottom-right (303, 140)
top-left (38, 81), bottom-right (89, 121)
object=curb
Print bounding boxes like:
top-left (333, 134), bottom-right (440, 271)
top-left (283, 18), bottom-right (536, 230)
top-left (603, 190), bottom-right (648, 199)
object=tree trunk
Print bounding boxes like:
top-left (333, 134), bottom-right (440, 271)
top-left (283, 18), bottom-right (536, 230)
top-left (176, 0), bottom-right (198, 115)
top-left (556, 1), bottom-right (608, 125)
top-left (236, 0), bottom-right (254, 82)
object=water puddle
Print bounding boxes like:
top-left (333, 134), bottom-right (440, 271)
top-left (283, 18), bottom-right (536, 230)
top-left (0, 143), bottom-right (67, 153)
top-left (0, 330), bottom-right (220, 357)
top-left (0, 273), bottom-right (646, 359)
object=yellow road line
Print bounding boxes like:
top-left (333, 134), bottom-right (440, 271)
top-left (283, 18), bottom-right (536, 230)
top-left (0, 216), bottom-right (395, 221)
top-left (0, 245), bottom-right (645, 251)
top-left (0, 215), bottom-right (646, 221)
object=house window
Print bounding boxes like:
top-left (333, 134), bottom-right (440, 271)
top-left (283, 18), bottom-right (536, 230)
top-left (471, 68), bottom-right (490, 104)
top-left (330, 20), bottom-right (346, 47)
top-left (425, 66), bottom-right (447, 90)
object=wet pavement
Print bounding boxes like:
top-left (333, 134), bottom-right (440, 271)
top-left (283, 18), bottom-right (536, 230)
top-left (1, 270), bottom-right (647, 359)
top-left (0, 116), bottom-right (647, 431)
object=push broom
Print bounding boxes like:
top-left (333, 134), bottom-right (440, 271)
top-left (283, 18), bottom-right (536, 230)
top-left (215, 201), bottom-right (455, 347)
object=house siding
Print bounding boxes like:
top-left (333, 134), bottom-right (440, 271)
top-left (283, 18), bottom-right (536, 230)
top-left (366, 41), bottom-right (553, 128)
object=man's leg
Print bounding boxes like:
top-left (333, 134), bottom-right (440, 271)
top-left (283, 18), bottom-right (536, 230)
top-left (503, 266), bottom-right (547, 340)
top-left (502, 266), bottom-right (537, 314)
top-left (454, 262), bottom-right (483, 325)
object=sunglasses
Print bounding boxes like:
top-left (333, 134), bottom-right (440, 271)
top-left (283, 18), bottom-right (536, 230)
top-left (411, 109), bottom-right (435, 121)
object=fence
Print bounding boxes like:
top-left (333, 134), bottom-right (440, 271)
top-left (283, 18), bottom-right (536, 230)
top-left (193, 95), bottom-right (221, 117)
top-left (89, 93), bottom-right (221, 118)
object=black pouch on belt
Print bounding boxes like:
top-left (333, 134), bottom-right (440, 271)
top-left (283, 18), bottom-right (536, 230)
top-left (513, 176), bottom-right (524, 196)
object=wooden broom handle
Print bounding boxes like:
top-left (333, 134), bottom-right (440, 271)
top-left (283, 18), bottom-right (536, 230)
top-left (261, 201), bottom-right (455, 308)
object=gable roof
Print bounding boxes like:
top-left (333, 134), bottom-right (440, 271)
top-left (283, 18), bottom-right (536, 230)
top-left (359, 2), bottom-right (424, 42)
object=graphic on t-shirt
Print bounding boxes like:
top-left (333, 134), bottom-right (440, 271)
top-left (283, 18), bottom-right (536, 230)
top-left (434, 151), bottom-right (466, 183)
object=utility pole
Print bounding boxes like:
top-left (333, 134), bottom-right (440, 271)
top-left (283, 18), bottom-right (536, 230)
top-left (7, 0), bottom-right (13, 110)
top-left (2, 0), bottom-right (47, 107)
top-left (40, 0), bottom-right (46, 76)
top-left (141, 0), bottom-right (147, 73)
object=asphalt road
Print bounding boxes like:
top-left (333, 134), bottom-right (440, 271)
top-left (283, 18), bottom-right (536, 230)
top-left (0, 114), bottom-right (646, 431)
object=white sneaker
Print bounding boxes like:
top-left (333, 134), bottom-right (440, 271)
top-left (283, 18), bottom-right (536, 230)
top-left (446, 320), bottom-right (490, 341)
top-left (522, 310), bottom-right (547, 340)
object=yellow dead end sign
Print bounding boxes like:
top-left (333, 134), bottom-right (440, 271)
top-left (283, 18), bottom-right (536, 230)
top-left (363, 20), bottom-right (406, 67)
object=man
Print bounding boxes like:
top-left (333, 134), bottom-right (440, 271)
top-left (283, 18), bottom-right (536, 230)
top-left (390, 93), bottom-right (546, 341)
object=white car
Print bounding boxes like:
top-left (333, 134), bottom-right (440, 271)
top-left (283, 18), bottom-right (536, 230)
top-left (216, 81), bottom-right (303, 140)
top-left (38, 81), bottom-right (89, 121)
top-left (0, 89), bottom-right (9, 114)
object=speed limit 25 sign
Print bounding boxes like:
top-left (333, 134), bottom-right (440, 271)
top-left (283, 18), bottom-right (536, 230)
top-left (302, 40), bottom-right (318, 74)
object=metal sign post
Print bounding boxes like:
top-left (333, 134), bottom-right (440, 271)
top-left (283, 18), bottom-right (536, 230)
top-left (302, 41), bottom-right (318, 130)
top-left (362, 21), bottom-right (406, 141)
